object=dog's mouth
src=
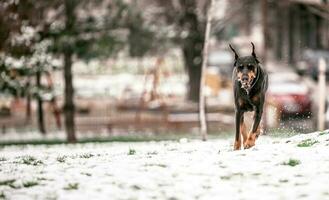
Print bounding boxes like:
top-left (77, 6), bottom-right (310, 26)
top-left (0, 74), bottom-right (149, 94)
top-left (240, 79), bottom-right (253, 91)
top-left (240, 78), bottom-right (254, 93)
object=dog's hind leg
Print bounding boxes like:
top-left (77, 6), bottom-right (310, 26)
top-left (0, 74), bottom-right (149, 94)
top-left (234, 111), bottom-right (244, 150)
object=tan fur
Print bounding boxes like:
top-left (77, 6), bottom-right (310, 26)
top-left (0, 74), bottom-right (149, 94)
top-left (252, 95), bottom-right (259, 102)
top-left (244, 126), bottom-right (261, 149)
top-left (234, 140), bottom-right (241, 150)
top-left (235, 121), bottom-right (248, 150)
top-left (248, 71), bottom-right (256, 80)
top-left (237, 72), bottom-right (243, 80)
top-left (240, 122), bottom-right (248, 144)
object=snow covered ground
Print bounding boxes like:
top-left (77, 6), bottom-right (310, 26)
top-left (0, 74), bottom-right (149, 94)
top-left (1, 131), bottom-right (329, 200)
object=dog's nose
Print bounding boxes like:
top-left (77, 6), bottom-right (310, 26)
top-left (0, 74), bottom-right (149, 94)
top-left (242, 76), bottom-right (249, 82)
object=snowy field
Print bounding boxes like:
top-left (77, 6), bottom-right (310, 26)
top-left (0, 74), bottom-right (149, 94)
top-left (1, 131), bottom-right (329, 200)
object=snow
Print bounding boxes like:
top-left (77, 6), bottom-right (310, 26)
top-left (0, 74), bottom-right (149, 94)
top-left (1, 131), bottom-right (329, 200)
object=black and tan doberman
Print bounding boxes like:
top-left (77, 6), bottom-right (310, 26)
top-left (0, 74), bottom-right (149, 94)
top-left (229, 42), bottom-right (268, 150)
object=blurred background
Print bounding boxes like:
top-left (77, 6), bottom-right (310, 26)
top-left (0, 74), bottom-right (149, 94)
top-left (0, 0), bottom-right (328, 143)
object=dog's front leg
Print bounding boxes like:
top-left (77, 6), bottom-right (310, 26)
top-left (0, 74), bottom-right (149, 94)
top-left (244, 108), bottom-right (263, 149)
top-left (234, 110), bottom-right (243, 150)
top-left (243, 109), bottom-right (263, 149)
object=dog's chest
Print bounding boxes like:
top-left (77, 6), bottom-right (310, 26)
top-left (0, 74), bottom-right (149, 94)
top-left (239, 100), bottom-right (254, 111)
top-left (238, 93), bottom-right (259, 111)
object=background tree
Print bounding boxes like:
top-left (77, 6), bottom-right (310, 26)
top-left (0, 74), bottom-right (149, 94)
top-left (146, 0), bottom-right (211, 102)
top-left (0, 1), bottom-right (60, 134)
top-left (49, 0), bottom-right (153, 142)
top-left (1, 0), bottom-right (154, 142)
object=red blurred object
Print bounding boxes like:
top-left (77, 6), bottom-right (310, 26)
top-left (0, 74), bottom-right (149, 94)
top-left (267, 73), bottom-right (312, 119)
top-left (268, 94), bottom-right (312, 117)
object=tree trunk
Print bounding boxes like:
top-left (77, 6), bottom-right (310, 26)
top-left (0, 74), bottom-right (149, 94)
top-left (184, 49), bottom-right (202, 102)
top-left (180, 0), bottom-right (205, 102)
top-left (288, 5), bottom-right (295, 64)
top-left (199, 0), bottom-right (213, 141)
top-left (275, 1), bottom-right (283, 60)
top-left (25, 80), bottom-right (31, 124)
top-left (45, 72), bottom-right (62, 129)
top-left (36, 71), bottom-right (46, 134)
top-left (63, 0), bottom-right (77, 143)
top-left (63, 50), bottom-right (76, 143)
top-left (261, 0), bottom-right (269, 64)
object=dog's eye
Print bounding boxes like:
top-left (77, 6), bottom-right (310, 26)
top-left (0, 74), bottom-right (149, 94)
top-left (237, 65), bottom-right (243, 70)
top-left (247, 65), bottom-right (254, 70)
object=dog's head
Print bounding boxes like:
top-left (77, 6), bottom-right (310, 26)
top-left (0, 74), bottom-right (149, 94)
top-left (229, 42), bottom-right (260, 91)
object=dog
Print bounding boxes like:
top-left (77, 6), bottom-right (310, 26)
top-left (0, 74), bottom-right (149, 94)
top-left (229, 42), bottom-right (268, 150)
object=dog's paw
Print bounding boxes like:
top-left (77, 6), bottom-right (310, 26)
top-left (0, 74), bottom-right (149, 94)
top-left (243, 142), bottom-right (255, 149)
top-left (243, 136), bottom-right (256, 149)
top-left (233, 141), bottom-right (241, 150)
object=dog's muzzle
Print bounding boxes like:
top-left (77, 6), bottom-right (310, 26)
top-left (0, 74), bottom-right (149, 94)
top-left (241, 76), bottom-right (252, 90)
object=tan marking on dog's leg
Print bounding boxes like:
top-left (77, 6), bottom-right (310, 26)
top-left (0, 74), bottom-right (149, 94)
top-left (234, 120), bottom-right (247, 151)
top-left (244, 126), bottom-right (261, 149)
top-left (241, 122), bottom-right (247, 145)
top-left (234, 139), bottom-right (241, 150)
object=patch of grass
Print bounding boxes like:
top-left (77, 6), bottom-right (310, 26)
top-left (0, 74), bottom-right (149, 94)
top-left (0, 191), bottom-right (5, 199)
top-left (128, 148), bottom-right (136, 155)
top-left (0, 135), bottom-right (180, 147)
top-left (232, 172), bottom-right (244, 177)
top-left (251, 172), bottom-right (261, 176)
top-left (147, 151), bottom-right (158, 155)
top-left (18, 156), bottom-right (43, 166)
top-left (144, 163), bottom-right (167, 168)
top-left (297, 139), bottom-right (319, 147)
top-left (56, 156), bottom-right (67, 163)
top-left (168, 148), bottom-right (178, 151)
top-left (8, 183), bottom-right (20, 189)
top-left (282, 159), bottom-right (301, 167)
top-left (202, 185), bottom-right (211, 190)
top-left (298, 194), bottom-right (308, 198)
top-left (0, 179), bottom-right (15, 186)
top-left (63, 183), bottom-right (79, 190)
top-left (319, 131), bottom-right (328, 136)
top-left (37, 177), bottom-right (53, 181)
top-left (0, 131), bottom-right (234, 147)
top-left (131, 185), bottom-right (141, 190)
top-left (79, 153), bottom-right (94, 159)
top-left (220, 175), bottom-right (231, 180)
top-left (81, 172), bottom-right (92, 176)
top-left (23, 181), bottom-right (39, 188)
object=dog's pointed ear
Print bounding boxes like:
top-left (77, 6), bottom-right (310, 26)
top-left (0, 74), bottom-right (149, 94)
top-left (251, 42), bottom-right (260, 64)
top-left (229, 44), bottom-right (239, 60)
top-left (229, 44), bottom-right (239, 66)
